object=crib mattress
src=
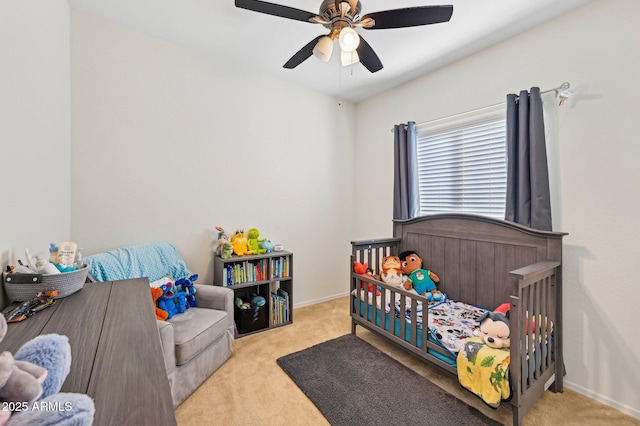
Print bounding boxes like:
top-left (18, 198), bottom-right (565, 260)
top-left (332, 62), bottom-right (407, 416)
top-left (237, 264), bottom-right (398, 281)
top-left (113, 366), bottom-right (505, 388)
top-left (354, 294), bottom-right (487, 365)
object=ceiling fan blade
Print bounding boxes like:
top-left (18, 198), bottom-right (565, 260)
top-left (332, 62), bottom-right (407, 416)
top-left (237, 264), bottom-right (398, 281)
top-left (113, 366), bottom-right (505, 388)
top-left (362, 5), bottom-right (453, 30)
top-left (235, 0), bottom-right (317, 23)
top-left (283, 35), bottom-right (324, 69)
top-left (356, 35), bottom-right (383, 73)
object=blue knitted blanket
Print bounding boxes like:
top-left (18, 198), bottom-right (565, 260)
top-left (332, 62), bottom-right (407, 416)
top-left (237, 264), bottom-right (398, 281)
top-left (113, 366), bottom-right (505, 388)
top-left (84, 242), bottom-right (191, 283)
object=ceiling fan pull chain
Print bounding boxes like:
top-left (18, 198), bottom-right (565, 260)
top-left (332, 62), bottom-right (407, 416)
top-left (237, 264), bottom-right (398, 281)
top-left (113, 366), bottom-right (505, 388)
top-left (338, 60), bottom-right (343, 106)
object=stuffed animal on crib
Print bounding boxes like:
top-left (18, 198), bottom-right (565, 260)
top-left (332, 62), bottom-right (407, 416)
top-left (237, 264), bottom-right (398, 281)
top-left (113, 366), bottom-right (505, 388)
top-left (158, 282), bottom-right (188, 319)
top-left (231, 229), bottom-right (254, 256)
top-left (379, 255), bottom-right (404, 287)
top-left (259, 239), bottom-right (274, 253)
top-left (247, 228), bottom-right (267, 254)
top-left (214, 226), bottom-right (233, 259)
top-left (0, 315), bottom-right (94, 425)
top-left (353, 261), bottom-right (381, 296)
top-left (175, 274), bottom-right (198, 308)
top-left (475, 311), bottom-right (511, 349)
top-left (399, 251), bottom-right (443, 301)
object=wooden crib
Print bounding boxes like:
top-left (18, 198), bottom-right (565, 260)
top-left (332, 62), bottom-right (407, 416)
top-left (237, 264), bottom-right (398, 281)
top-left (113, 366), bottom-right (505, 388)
top-left (350, 213), bottom-right (566, 426)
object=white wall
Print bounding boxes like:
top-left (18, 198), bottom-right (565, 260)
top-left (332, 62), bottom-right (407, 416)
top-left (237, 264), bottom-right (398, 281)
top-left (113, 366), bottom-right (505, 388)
top-left (0, 0), bottom-right (71, 307)
top-left (355, 0), bottom-right (639, 418)
top-left (70, 11), bottom-right (356, 306)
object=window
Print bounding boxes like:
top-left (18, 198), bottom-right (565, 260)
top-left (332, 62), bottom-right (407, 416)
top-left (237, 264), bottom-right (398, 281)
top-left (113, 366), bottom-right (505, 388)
top-left (415, 104), bottom-right (506, 219)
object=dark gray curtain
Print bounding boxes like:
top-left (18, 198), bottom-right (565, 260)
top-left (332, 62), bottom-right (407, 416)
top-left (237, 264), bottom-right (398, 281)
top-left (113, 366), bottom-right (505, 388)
top-left (505, 87), bottom-right (552, 231)
top-left (393, 121), bottom-right (418, 220)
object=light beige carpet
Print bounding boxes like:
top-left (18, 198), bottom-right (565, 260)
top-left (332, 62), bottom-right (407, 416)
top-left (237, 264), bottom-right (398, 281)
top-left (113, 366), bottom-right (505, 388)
top-left (176, 296), bottom-right (639, 426)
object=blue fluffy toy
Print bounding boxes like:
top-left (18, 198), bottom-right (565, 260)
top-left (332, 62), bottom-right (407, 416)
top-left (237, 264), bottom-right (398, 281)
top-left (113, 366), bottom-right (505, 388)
top-left (158, 282), bottom-right (188, 319)
top-left (0, 315), bottom-right (94, 425)
top-left (175, 274), bottom-right (198, 308)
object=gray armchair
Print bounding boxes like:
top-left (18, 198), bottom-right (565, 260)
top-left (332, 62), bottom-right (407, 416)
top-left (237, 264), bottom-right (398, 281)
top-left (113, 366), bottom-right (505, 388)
top-left (84, 242), bottom-right (234, 407)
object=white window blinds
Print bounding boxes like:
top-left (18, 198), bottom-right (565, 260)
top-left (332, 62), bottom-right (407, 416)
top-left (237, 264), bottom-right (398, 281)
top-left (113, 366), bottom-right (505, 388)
top-left (415, 104), bottom-right (507, 219)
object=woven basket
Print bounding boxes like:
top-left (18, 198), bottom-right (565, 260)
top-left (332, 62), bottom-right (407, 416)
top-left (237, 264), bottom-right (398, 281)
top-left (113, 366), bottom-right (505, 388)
top-left (2, 265), bottom-right (88, 302)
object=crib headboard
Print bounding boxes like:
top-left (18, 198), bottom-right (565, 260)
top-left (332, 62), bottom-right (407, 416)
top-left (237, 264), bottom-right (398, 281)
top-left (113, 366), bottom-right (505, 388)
top-left (393, 213), bottom-right (567, 310)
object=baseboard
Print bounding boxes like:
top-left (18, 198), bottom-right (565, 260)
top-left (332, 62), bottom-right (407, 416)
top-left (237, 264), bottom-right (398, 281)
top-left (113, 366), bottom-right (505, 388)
top-left (565, 380), bottom-right (640, 420)
top-left (293, 292), bottom-right (349, 309)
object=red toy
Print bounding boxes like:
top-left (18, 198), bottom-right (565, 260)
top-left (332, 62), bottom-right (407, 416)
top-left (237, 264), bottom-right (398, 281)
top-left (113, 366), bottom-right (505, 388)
top-left (353, 261), bottom-right (381, 296)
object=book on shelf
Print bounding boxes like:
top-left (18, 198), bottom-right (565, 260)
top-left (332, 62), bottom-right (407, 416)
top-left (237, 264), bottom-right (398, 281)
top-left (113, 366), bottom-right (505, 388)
top-left (222, 258), bottom-right (270, 286)
top-left (270, 256), bottom-right (289, 279)
top-left (270, 288), bottom-right (289, 326)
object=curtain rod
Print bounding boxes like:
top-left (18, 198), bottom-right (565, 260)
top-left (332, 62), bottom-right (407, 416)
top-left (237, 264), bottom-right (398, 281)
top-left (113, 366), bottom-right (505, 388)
top-left (392, 81), bottom-right (571, 132)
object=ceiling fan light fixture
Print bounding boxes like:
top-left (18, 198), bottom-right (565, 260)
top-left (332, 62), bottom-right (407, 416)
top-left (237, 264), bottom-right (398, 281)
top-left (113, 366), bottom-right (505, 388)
top-left (341, 49), bottom-right (360, 66)
top-left (338, 27), bottom-right (360, 52)
top-left (312, 35), bottom-right (334, 62)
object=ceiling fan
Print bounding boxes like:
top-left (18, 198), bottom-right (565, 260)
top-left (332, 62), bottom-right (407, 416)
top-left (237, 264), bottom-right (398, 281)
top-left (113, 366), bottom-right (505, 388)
top-left (234, 0), bottom-right (453, 73)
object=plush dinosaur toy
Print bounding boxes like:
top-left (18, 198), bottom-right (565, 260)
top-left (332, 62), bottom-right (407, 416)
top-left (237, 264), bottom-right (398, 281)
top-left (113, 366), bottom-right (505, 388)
top-left (247, 228), bottom-right (267, 254)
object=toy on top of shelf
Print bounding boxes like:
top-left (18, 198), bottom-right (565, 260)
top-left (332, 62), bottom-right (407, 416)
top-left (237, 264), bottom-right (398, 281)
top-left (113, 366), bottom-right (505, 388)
top-left (247, 228), bottom-right (267, 254)
top-left (259, 240), bottom-right (274, 253)
top-left (214, 226), bottom-right (233, 259)
top-left (230, 230), bottom-right (254, 256)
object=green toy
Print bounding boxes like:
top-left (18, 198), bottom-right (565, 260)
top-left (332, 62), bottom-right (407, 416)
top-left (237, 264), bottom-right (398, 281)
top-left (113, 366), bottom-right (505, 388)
top-left (247, 228), bottom-right (267, 254)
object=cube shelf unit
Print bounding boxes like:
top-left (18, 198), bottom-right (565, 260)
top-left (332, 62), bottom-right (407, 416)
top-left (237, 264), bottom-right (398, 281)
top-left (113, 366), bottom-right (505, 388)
top-left (213, 251), bottom-right (293, 336)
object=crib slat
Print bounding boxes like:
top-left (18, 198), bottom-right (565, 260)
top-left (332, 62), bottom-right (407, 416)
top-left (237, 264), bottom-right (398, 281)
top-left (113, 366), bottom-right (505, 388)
top-left (410, 297), bottom-right (418, 346)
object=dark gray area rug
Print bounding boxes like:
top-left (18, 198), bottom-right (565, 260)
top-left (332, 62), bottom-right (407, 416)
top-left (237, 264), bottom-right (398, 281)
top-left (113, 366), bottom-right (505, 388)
top-left (277, 334), bottom-right (502, 426)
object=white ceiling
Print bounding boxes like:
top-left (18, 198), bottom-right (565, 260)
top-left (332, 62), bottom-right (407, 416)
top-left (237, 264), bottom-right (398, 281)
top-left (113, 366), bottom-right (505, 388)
top-left (67, 0), bottom-right (594, 103)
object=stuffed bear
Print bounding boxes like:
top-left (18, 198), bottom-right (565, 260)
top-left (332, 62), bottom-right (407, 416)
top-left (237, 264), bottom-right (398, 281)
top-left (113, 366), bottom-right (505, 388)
top-left (475, 311), bottom-right (511, 349)
top-left (175, 274), bottom-right (198, 308)
top-left (0, 315), bottom-right (94, 425)
top-left (379, 255), bottom-right (404, 287)
top-left (399, 250), bottom-right (443, 301)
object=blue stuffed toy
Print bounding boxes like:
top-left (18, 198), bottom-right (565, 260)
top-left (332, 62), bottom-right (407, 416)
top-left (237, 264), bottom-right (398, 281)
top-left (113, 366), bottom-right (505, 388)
top-left (259, 240), bottom-right (274, 253)
top-left (158, 282), bottom-right (188, 319)
top-left (0, 315), bottom-right (94, 425)
top-left (175, 274), bottom-right (198, 308)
